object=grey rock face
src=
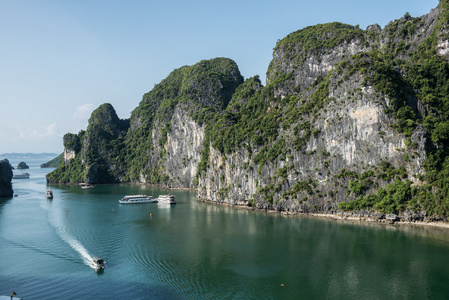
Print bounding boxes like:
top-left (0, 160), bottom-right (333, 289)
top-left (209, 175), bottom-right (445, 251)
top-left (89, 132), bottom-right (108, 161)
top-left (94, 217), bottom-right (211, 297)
top-left (164, 106), bottom-right (205, 188)
top-left (196, 5), bottom-right (441, 213)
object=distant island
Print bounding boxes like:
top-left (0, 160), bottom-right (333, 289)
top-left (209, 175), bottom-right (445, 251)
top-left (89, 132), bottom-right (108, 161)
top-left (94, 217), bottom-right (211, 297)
top-left (0, 153), bottom-right (59, 160)
top-left (16, 161), bottom-right (29, 169)
top-left (40, 153), bottom-right (63, 168)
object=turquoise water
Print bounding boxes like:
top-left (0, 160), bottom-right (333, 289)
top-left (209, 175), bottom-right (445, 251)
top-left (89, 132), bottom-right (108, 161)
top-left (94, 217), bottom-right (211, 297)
top-left (1, 159), bottom-right (449, 299)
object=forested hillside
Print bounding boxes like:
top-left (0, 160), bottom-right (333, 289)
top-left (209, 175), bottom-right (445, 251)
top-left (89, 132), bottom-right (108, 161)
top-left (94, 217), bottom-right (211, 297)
top-left (48, 1), bottom-right (449, 220)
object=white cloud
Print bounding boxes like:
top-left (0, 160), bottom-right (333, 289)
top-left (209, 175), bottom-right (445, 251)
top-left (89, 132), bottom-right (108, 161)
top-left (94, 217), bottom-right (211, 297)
top-left (73, 103), bottom-right (94, 119)
top-left (44, 123), bottom-right (56, 136)
top-left (16, 122), bottom-right (58, 139)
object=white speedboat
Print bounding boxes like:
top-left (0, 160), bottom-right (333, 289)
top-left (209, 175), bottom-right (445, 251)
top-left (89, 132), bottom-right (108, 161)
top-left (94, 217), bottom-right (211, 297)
top-left (46, 190), bottom-right (53, 199)
top-left (92, 256), bottom-right (105, 270)
top-left (118, 195), bottom-right (157, 204)
top-left (157, 194), bottom-right (176, 204)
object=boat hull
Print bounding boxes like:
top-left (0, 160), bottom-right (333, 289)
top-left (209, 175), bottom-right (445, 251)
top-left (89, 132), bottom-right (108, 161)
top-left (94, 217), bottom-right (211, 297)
top-left (157, 195), bottom-right (176, 204)
top-left (13, 173), bottom-right (30, 179)
top-left (118, 195), bottom-right (157, 204)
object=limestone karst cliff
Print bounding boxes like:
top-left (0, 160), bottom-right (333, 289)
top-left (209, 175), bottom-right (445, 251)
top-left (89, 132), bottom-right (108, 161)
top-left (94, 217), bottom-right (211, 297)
top-left (48, 1), bottom-right (449, 218)
top-left (0, 159), bottom-right (13, 197)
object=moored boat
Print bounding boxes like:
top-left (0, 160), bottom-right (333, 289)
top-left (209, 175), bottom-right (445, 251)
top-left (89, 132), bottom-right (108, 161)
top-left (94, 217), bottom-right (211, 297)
top-left (80, 183), bottom-right (95, 189)
top-left (46, 190), bottom-right (53, 199)
top-left (118, 195), bottom-right (157, 204)
top-left (13, 173), bottom-right (30, 179)
top-left (157, 194), bottom-right (176, 204)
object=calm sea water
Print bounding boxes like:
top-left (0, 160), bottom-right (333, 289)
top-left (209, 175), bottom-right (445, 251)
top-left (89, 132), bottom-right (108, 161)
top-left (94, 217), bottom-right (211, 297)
top-left (1, 159), bottom-right (449, 299)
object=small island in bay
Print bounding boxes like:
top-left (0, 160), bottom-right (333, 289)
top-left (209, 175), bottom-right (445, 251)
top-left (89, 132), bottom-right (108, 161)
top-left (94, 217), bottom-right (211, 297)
top-left (16, 161), bottom-right (29, 169)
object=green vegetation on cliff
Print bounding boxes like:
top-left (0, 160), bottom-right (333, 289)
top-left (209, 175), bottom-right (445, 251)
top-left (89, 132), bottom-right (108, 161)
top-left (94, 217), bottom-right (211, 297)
top-left (48, 1), bottom-right (449, 219)
top-left (48, 58), bottom-right (243, 184)
top-left (335, 2), bottom-right (449, 216)
top-left (41, 153), bottom-right (63, 168)
top-left (124, 58), bottom-right (243, 183)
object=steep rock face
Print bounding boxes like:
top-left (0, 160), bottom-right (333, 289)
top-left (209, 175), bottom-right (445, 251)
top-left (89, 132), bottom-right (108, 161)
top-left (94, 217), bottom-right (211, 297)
top-left (197, 70), bottom-right (426, 212)
top-left (197, 145), bottom-right (258, 206)
top-left (124, 58), bottom-right (243, 184)
top-left (64, 149), bottom-right (76, 164)
top-left (63, 133), bottom-right (81, 164)
top-left (163, 105), bottom-right (205, 188)
top-left (267, 23), bottom-right (368, 97)
top-left (0, 159), bottom-right (13, 197)
top-left (197, 3), bottom-right (446, 214)
top-left (140, 105), bottom-right (206, 188)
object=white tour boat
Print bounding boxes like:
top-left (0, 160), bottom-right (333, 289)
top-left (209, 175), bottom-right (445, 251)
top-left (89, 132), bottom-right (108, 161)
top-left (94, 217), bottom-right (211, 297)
top-left (13, 173), bottom-right (30, 179)
top-left (118, 195), bottom-right (157, 204)
top-left (80, 183), bottom-right (95, 189)
top-left (157, 194), bottom-right (176, 204)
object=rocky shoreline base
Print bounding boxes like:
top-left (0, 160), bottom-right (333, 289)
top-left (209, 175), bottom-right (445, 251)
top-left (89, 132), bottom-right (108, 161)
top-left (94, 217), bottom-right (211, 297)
top-left (197, 198), bottom-right (449, 230)
top-left (307, 213), bottom-right (449, 229)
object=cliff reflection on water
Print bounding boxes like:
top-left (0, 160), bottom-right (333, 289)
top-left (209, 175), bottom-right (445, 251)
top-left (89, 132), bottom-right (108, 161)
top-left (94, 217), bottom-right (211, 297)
top-left (1, 162), bottom-right (449, 299)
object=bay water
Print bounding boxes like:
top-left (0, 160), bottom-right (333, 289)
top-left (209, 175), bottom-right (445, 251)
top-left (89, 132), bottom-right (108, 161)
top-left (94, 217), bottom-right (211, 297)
top-left (1, 159), bottom-right (449, 299)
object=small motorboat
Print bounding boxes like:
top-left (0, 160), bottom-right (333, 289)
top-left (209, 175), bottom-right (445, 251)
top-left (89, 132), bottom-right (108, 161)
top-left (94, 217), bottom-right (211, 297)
top-left (46, 190), bottom-right (53, 199)
top-left (92, 256), bottom-right (105, 270)
top-left (81, 183), bottom-right (95, 189)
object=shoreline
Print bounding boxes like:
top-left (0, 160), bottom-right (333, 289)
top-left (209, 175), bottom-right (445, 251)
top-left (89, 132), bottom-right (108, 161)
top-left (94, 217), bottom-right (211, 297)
top-left (47, 182), bottom-right (449, 230)
top-left (307, 212), bottom-right (449, 229)
top-left (197, 198), bottom-right (449, 230)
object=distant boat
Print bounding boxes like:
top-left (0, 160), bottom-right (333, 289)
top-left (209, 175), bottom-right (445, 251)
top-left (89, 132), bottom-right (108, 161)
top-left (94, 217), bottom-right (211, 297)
top-left (13, 173), bottom-right (30, 179)
top-left (80, 183), bottom-right (95, 189)
top-left (0, 292), bottom-right (22, 300)
top-left (46, 190), bottom-right (53, 199)
top-left (118, 195), bottom-right (157, 204)
top-left (92, 256), bottom-right (105, 270)
top-left (157, 194), bottom-right (176, 204)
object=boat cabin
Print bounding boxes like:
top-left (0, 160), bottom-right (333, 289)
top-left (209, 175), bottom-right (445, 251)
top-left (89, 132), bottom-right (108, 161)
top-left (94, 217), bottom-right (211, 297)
top-left (92, 256), bottom-right (105, 269)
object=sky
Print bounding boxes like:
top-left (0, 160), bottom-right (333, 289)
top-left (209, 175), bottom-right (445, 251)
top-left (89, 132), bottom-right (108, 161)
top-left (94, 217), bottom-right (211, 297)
top-left (0, 0), bottom-right (439, 154)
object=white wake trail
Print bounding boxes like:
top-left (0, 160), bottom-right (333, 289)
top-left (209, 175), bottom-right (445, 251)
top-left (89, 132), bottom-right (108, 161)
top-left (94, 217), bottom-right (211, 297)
top-left (57, 226), bottom-right (94, 267)
top-left (47, 206), bottom-right (95, 269)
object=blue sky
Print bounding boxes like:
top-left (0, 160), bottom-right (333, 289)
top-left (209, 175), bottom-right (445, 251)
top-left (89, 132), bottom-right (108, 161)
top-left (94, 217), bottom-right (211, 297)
top-left (0, 0), bottom-right (439, 154)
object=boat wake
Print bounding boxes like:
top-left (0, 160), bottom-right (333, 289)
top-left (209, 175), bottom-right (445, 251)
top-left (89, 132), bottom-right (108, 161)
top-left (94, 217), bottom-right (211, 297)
top-left (56, 226), bottom-right (94, 268)
top-left (47, 207), bottom-right (95, 269)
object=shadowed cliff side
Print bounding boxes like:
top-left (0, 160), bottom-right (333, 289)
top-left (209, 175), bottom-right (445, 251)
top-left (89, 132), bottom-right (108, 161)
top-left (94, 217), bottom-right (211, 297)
top-left (0, 159), bottom-right (13, 197)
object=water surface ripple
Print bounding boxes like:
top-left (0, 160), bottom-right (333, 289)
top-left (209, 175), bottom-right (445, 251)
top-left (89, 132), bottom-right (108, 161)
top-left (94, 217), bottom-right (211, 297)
top-left (1, 159), bottom-right (449, 299)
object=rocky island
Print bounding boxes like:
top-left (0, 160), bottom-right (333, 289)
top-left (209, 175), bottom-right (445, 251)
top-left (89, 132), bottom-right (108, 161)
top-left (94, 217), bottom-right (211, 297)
top-left (0, 159), bottom-right (13, 197)
top-left (47, 1), bottom-right (449, 223)
top-left (16, 161), bottom-right (29, 169)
